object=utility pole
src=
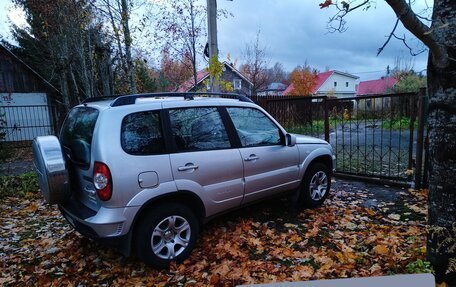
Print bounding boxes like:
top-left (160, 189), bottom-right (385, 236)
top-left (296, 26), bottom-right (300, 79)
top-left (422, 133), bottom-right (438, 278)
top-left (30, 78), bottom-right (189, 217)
top-left (207, 0), bottom-right (220, 92)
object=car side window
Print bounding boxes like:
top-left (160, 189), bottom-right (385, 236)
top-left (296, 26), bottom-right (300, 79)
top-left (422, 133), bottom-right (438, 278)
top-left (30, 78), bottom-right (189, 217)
top-left (121, 111), bottom-right (165, 155)
top-left (169, 107), bottom-right (231, 152)
top-left (227, 107), bottom-right (282, 147)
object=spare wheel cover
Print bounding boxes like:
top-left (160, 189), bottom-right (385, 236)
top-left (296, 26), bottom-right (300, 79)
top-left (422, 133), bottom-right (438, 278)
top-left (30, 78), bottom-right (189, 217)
top-left (32, 136), bottom-right (70, 204)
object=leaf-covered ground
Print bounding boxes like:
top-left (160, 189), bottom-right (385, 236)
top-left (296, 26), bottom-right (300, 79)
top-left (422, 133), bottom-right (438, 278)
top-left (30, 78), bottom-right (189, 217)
top-left (0, 180), bottom-right (428, 286)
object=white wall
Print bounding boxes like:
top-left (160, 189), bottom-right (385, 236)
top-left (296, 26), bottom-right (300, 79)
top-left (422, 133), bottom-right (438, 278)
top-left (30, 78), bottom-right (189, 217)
top-left (0, 93), bottom-right (53, 141)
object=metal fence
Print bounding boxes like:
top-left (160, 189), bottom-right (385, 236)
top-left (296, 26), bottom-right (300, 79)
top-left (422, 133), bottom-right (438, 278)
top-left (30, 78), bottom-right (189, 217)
top-left (0, 93), bottom-right (428, 187)
top-left (0, 101), bottom-right (66, 148)
top-left (251, 90), bottom-right (429, 187)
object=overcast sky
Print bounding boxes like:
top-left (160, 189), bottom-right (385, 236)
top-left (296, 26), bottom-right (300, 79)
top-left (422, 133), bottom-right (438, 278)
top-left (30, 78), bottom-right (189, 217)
top-left (0, 0), bottom-right (430, 81)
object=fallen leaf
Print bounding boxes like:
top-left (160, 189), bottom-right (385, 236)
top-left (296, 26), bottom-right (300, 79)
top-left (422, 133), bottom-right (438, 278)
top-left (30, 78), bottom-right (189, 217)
top-left (373, 245), bottom-right (389, 255)
top-left (388, 214), bottom-right (401, 220)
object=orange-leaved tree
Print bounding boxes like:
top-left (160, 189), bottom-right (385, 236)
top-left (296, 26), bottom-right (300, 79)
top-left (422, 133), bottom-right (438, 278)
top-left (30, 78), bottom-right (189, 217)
top-left (289, 65), bottom-right (318, 96)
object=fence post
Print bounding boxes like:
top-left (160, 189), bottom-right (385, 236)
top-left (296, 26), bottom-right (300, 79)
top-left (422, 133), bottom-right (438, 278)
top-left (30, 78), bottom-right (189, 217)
top-left (324, 97), bottom-right (330, 143)
top-left (415, 87), bottom-right (427, 188)
top-left (408, 94), bottom-right (416, 172)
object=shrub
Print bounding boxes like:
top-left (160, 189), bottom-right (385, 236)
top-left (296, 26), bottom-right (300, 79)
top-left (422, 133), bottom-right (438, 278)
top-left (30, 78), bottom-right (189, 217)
top-left (0, 172), bottom-right (39, 199)
top-left (406, 259), bottom-right (433, 274)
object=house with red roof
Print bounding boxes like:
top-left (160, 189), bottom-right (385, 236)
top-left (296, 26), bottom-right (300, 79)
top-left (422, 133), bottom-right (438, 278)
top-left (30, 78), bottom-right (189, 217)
top-left (357, 77), bottom-right (398, 95)
top-left (355, 77), bottom-right (399, 112)
top-left (283, 70), bottom-right (359, 98)
top-left (177, 62), bottom-right (253, 96)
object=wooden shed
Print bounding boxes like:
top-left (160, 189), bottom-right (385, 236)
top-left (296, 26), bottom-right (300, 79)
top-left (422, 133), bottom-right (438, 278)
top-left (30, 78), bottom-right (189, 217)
top-left (0, 44), bottom-right (65, 144)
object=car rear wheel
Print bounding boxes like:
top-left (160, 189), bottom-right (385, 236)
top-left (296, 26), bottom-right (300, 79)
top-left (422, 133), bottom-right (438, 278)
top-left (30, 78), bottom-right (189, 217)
top-left (32, 136), bottom-right (70, 204)
top-left (297, 163), bottom-right (331, 208)
top-left (135, 202), bottom-right (199, 268)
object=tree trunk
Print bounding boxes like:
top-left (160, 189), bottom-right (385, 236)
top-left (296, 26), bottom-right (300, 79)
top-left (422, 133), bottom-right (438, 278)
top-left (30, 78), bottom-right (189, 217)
top-left (99, 47), bottom-right (113, 97)
top-left (78, 30), bottom-right (92, 99)
top-left (121, 0), bottom-right (136, 94)
top-left (107, 0), bottom-right (125, 72)
top-left (190, 0), bottom-right (198, 87)
top-left (426, 0), bottom-right (456, 285)
top-left (69, 64), bottom-right (81, 104)
top-left (59, 36), bottom-right (71, 108)
top-left (59, 68), bottom-right (70, 109)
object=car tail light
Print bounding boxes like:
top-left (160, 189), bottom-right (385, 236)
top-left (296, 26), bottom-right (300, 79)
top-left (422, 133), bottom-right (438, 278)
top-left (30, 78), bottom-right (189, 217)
top-left (93, 161), bottom-right (112, 201)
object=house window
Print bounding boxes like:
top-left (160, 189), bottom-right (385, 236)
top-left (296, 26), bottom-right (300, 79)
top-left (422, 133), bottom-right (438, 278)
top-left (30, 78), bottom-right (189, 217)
top-left (334, 81), bottom-right (337, 87)
top-left (346, 82), bottom-right (349, 87)
top-left (233, 79), bottom-right (242, 90)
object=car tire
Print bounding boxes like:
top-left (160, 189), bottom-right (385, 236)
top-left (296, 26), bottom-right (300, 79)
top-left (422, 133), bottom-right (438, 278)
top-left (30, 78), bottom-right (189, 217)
top-left (297, 163), bottom-right (331, 208)
top-left (135, 202), bottom-right (199, 268)
top-left (32, 136), bottom-right (70, 204)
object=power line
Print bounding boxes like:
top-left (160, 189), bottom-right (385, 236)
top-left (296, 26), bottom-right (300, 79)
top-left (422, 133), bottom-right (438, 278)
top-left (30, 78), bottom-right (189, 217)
top-left (350, 70), bottom-right (385, 74)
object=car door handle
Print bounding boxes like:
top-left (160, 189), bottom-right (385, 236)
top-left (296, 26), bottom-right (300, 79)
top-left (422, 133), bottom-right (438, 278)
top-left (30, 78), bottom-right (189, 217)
top-left (178, 164), bottom-right (199, 171)
top-left (244, 155), bottom-right (259, 161)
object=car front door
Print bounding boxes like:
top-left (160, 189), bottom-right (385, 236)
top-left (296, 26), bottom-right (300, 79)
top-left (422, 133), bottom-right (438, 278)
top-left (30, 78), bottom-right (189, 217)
top-left (226, 107), bottom-right (300, 204)
top-left (167, 107), bottom-right (244, 217)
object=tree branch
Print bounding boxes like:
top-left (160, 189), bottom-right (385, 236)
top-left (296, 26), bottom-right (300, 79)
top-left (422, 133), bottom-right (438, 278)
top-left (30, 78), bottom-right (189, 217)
top-left (327, 0), bottom-right (370, 33)
top-left (377, 18), bottom-right (400, 56)
top-left (392, 33), bottom-right (427, 56)
top-left (377, 17), bottom-right (426, 57)
top-left (384, 0), bottom-right (448, 68)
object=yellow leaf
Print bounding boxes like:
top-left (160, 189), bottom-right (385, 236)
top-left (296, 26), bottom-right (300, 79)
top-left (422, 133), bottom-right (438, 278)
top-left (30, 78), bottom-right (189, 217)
top-left (373, 244), bottom-right (389, 255)
top-left (317, 256), bottom-right (334, 273)
top-left (23, 202), bottom-right (39, 213)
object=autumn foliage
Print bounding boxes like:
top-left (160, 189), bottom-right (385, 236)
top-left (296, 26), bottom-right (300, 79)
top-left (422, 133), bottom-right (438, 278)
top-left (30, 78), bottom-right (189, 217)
top-left (289, 65), bottom-right (318, 96)
top-left (0, 181), bottom-right (429, 286)
top-left (160, 48), bottom-right (193, 91)
top-left (319, 0), bottom-right (332, 9)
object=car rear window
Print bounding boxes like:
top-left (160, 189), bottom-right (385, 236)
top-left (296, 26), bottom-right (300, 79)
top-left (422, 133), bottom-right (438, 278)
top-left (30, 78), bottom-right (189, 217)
top-left (60, 107), bottom-right (99, 149)
top-left (60, 107), bottom-right (99, 167)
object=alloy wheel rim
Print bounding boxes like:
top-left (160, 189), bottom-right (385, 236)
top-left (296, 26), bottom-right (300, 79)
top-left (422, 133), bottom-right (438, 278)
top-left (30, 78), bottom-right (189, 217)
top-left (151, 215), bottom-right (191, 260)
top-left (309, 171), bottom-right (328, 201)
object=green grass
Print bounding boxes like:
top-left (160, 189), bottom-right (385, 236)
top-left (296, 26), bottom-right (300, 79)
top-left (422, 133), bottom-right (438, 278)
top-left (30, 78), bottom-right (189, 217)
top-left (285, 120), bottom-right (325, 136)
top-left (381, 117), bottom-right (418, 130)
top-left (334, 146), bottom-right (411, 179)
top-left (0, 172), bottom-right (38, 199)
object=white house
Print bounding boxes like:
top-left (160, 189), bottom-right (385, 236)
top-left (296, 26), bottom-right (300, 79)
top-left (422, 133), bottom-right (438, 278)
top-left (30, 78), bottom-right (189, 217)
top-left (283, 70), bottom-right (359, 98)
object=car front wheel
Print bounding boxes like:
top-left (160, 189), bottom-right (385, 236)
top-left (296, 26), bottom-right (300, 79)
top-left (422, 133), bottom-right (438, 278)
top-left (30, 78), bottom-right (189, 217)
top-left (298, 163), bottom-right (331, 208)
top-left (135, 203), bottom-right (199, 268)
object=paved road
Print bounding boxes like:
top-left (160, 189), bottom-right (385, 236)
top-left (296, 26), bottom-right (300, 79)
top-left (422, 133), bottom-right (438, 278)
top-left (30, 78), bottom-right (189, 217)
top-left (329, 122), bottom-right (420, 151)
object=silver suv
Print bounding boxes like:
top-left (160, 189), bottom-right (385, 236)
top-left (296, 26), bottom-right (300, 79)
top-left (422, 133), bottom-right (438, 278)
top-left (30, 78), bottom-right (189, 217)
top-left (33, 93), bottom-right (335, 268)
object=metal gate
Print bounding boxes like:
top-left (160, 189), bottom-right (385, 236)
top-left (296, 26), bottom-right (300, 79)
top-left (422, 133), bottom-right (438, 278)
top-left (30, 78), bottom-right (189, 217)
top-left (0, 100), bottom-right (66, 148)
top-left (251, 89), bottom-right (428, 187)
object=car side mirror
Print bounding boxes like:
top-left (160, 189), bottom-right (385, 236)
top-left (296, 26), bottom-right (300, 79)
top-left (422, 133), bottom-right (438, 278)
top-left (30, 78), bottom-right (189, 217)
top-left (286, 133), bottom-right (296, 147)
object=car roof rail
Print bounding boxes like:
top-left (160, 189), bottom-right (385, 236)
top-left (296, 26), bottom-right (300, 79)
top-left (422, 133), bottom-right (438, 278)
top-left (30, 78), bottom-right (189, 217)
top-left (110, 92), bottom-right (254, 107)
top-left (81, 95), bottom-right (120, 104)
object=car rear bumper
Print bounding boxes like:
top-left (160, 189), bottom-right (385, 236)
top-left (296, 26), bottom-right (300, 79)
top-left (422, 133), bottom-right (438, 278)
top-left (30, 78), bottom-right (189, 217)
top-left (58, 199), bottom-right (140, 238)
